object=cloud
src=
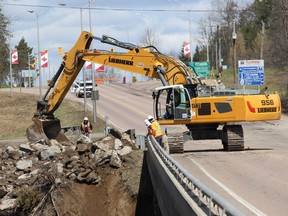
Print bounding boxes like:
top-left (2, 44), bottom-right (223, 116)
top-left (4, 0), bottom-right (217, 74)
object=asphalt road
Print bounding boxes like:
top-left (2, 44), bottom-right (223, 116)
top-left (75, 82), bottom-right (288, 215)
top-left (3, 82), bottom-right (288, 215)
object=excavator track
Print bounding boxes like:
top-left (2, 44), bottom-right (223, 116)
top-left (168, 133), bottom-right (184, 154)
top-left (222, 125), bottom-right (244, 151)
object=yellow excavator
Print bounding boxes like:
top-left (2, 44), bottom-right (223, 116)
top-left (26, 31), bottom-right (281, 152)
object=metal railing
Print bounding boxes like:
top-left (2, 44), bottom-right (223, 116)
top-left (147, 135), bottom-right (245, 216)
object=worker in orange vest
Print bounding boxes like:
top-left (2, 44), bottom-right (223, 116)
top-left (147, 115), bottom-right (164, 147)
top-left (81, 117), bottom-right (93, 139)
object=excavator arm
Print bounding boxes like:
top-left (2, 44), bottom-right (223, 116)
top-left (26, 31), bottom-right (200, 142)
top-left (43, 32), bottom-right (200, 114)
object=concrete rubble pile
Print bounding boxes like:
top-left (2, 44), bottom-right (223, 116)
top-left (0, 128), bottom-right (138, 214)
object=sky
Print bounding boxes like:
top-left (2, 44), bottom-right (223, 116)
top-left (2, 0), bottom-right (252, 83)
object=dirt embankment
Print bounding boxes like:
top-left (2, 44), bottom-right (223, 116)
top-left (0, 128), bottom-right (153, 216)
top-left (0, 92), bottom-right (156, 216)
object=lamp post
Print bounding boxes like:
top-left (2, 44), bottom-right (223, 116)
top-left (28, 3), bottom-right (66, 98)
top-left (170, 0), bottom-right (193, 63)
top-left (88, 0), bottom-right (97, 124)
top-left (79, 0), bottom-right (96, 113)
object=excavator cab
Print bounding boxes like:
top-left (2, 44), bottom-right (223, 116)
top-left (153, 85), bottom-right (192, 121)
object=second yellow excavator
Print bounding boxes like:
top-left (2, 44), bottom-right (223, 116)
top-left (26, 31), bottom-right (281, 153)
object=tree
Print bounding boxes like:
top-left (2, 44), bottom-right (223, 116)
top-left (178, 43), bottom-right (190, 66)
top-left (13, 38), bottom-right (33, 85)
top-left (0, 7), bottom-right (11, 84)
top-left (215, 0), bottom-right (239, 68)
top-left (193, 46), bottom-right (201, 62)
top-left (267, 0), bottom-right (288, 66)
top-left (239, 4), bottom-right (259, 51)
top-left (139, 27), bottom-right (160, 50)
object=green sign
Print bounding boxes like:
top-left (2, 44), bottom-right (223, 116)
top-left (189, 62), bottom-right (210, 77)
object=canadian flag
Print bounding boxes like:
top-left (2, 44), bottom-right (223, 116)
top-left (183, 42), bottom-right (190, 57)
top-left (41, 51), bottom-right (48, 68)
top-left (85, 61), bottom-right (92, 69)
top-left (96, 64), bottom-right (105, 72)
top-left (11, 50), bottom-right (18, 65)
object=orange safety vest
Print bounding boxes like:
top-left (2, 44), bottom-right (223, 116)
top-left (81, 122), bottom-right (92, 133)
top-left (151, 121), bottom-right (163, 138)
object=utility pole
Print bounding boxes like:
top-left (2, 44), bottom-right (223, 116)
top-left (215, 26), bottom-right (218, 76)
top-left (218, 26), bottom-right (222, 77)
top-left (260, 20), bottom-right (265, 59)
top-left (232, 19), bottom-right (237, 88)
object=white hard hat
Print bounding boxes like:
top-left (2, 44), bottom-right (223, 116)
top-left (147, 115), bottom-right (154, 121)
top-left (84, 117), bottom-right (88, 121)
top-left (144, 119), bottom-right (151, 127)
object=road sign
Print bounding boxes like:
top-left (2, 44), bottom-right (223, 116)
top-left (189, 62), bottom-right (210, 77)
top-left (238, 60), bottom-right (264, 86)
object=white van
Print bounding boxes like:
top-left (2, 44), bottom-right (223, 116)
top-left (75, 80), bottom-right (95, 98)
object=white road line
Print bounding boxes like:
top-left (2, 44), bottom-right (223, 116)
top-left (190, 158), bottom-right (267, 216)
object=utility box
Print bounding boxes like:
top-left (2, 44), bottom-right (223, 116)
top-left (91, 90), bottom-right (99, 100)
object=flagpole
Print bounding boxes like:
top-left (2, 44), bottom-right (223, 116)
top-left (36, 12), bottom-right (42, 98)
top-left (9, 49), bottom-right (13, 97)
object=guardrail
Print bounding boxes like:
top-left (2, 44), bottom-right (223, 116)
top-left (146, 135), bottom-right (244, 216)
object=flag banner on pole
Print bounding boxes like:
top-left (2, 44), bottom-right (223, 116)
top-left (85, 61), bottom-right (92, 69)
top-left (183, 42), bottom-right (190, 57)
top-left (96, 64), bottom-right (105, 72)
top-left (41, 51), bottom-right (48, 68)
top-left (11, 50), bottom-right (18, 65)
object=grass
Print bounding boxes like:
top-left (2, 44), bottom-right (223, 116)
top-left (0, 92), bottom-right (105, 140)
top-left (219, 67), bottom-right (288, 97)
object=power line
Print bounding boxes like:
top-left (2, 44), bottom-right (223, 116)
top-left (2, 2), bottom-right (224, 13)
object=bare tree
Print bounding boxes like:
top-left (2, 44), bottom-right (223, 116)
top-left (139, 27), bottom-right (160, 50)
top-left (211, 0), bottom-right (239, 66)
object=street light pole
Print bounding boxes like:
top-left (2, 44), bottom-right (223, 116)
top-left (80, 7), bottom-right (87, 112)
top-left (88, 0), bottom-right (97, 124)
top-left (28, 4), bottom-right (66, 98)
top-left (171, 0), bottom-right (193, 63)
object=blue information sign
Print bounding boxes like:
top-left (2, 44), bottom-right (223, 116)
top-left (238, 60), bottom-right (264, 86)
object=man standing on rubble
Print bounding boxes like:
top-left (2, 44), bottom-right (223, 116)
top-left (81, 117), bottom-right (93, 139)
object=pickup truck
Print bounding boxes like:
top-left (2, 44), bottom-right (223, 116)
top-left (75, 80), bottom-right (94, 98)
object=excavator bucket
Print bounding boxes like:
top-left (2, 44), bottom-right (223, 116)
top-left (26, 118), bottom-right (67, 143)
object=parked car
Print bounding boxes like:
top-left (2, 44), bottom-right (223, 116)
top-left (75, 80), bottom-right (95, 98)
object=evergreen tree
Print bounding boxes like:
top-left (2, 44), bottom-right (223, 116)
top-left (178, 43), bottom-right (190, 66)
top-left (0, 7), bottom-right (11, 84)
top-left (13, 38), bottom-right (34, 85)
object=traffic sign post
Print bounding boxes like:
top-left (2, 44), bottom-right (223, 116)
top-left (238, 60), bottom-right (264, 86)
top-left (189, 62), bottom-right (210, 78)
